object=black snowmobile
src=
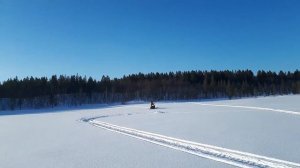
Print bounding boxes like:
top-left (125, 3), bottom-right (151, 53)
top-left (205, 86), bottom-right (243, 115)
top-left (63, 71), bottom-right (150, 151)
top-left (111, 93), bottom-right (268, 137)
top-left (150, 101), bottom-right (156, 109)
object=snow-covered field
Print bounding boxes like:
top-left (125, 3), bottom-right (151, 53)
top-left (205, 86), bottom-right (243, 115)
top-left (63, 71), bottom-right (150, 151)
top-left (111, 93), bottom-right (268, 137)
top-left (1, 95), bottom-right (300, 168)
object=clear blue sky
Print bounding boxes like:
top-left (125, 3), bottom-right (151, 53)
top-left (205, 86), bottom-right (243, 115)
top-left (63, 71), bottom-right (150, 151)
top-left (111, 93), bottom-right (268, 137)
top-left (0, 0), bottom-right (299, 81)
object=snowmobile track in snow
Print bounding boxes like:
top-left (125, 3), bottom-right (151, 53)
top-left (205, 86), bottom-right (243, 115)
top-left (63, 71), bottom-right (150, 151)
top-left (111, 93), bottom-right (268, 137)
top-left (89, 120), bottom-right (300, 168)
top-left (193, 103), bottom-right (300, 116)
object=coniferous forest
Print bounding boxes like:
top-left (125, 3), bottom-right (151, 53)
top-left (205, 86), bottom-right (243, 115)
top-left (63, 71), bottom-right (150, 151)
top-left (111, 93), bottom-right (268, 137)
top-left (0, 70), bottom-right (299, 110)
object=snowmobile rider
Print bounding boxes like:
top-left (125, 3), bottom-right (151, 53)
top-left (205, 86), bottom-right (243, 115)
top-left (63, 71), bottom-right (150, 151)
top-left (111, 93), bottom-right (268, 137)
top-left (150, 101), bottom-right (156, 109)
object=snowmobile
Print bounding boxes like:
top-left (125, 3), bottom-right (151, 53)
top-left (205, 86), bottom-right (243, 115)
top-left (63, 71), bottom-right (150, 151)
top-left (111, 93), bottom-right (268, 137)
top-left (150, 101), bottom-right (156, 109)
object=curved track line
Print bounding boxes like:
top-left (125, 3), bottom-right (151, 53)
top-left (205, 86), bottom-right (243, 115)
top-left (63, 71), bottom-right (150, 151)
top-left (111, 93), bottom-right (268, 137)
top-left (193, 103), bottom-right (300, 116)
top-left (89, 120), bottom-right (300, 168)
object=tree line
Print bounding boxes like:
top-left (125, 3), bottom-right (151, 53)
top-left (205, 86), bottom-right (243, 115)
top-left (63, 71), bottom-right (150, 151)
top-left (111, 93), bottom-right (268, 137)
top-left (0, 70), bottom-right (299, 110)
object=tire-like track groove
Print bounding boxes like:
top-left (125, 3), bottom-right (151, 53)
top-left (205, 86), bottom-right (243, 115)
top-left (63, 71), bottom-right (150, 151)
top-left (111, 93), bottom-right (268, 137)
top-left (193, 103), bottom-right (300, 116)
top-left (89, 120), bottom-right (300, 168)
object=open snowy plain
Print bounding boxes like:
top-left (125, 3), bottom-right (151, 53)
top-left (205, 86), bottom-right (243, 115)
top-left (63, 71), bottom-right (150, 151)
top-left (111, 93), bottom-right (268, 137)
top-left (1, 95), bottom-right (300, 168)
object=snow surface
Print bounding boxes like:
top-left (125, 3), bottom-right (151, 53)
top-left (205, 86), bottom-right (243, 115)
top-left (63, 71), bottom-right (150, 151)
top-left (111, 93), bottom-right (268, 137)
top-left (88, 120), bottom-right (300, 168)
top-left (1, 95), bottom-right (300, 168)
